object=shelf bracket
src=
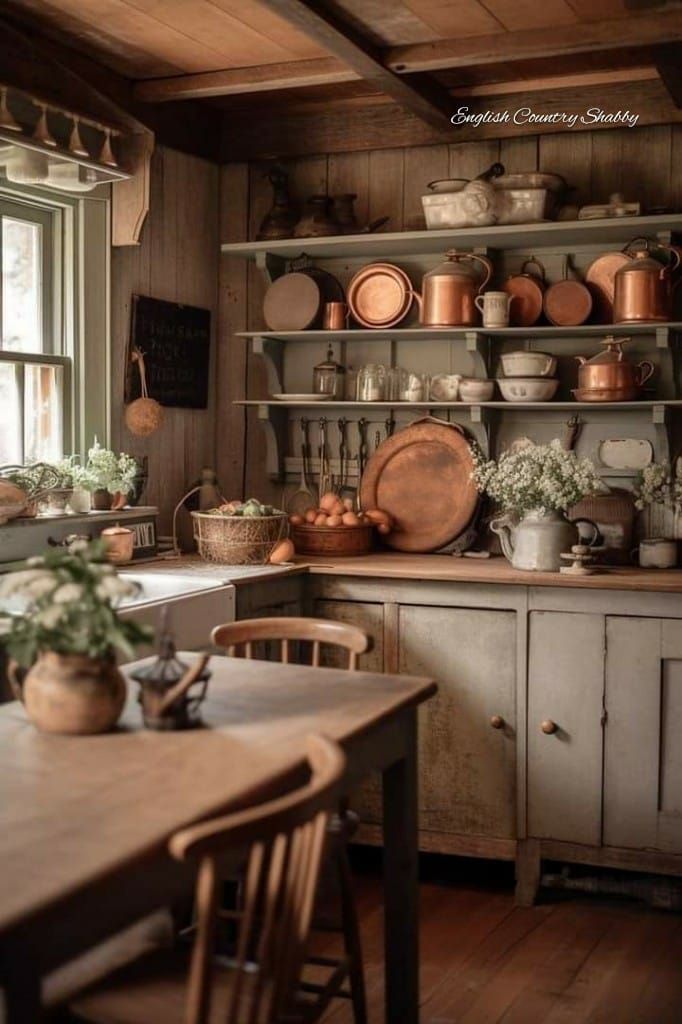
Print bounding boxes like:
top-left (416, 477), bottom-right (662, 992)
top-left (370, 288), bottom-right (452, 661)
top-left (257, 403), bottom-right (288, 481)
top-left (465, 331), bottom-right (489, 377)
top-left (656, 327), bottom-right (670, 349)
top-left (252, 336), bottom-right (284, 395)
top-left (255, 251), bottom-right (286, 284)
top-left (463, 404), bottom-right (492, 456)
top-left (652, 403), bottom-right (671, 462)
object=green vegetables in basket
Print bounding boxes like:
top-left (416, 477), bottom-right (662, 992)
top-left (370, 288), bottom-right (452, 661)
top-left (206, 498), bottom-right (284, 518)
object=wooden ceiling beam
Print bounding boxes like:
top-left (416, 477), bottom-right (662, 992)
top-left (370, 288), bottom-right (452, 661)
top-left (385, 11), bottom-right (682, 73)
top-left (135, 57), bottom-right (358, 102)
top-left (655, 43), bottom-right (682, 109)
top-left (255, 0), bottom-right (454, 129)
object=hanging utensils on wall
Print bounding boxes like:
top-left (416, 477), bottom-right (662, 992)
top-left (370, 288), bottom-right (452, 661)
top-left (317, 417), bottom-right (331, 500)
top-left (337, 417), bottom-right (357, 505)
top-left (287, 417), bottom-right (316, 515)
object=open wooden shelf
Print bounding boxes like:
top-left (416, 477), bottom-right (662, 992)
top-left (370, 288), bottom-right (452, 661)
top-left (238, 324), bottom-right (682, 344)
top-left (236, 399), bottom-right (682, 412)
top-left (222, 214), bottom-right (682, 261)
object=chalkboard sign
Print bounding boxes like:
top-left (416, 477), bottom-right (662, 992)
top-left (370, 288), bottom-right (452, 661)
top-left (126, 294), bottom-right (211, 409)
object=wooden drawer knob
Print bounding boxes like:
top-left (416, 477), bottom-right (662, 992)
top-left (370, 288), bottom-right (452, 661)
top-left (490, 715), bottom-right (505, 730)
top-left (541, 719), bottom-right (558, 735)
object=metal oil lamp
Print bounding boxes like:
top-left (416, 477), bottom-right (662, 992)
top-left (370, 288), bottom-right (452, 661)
top-left (130, 611), bottom-right (211, 730)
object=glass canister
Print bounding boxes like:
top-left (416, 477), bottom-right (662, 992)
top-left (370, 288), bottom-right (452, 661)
top-left (312, 345), bottom-right (345, 398)
top-left (401, 372), bottom-right (430, 402)
top-left (357, 363), bottom-right (386, 402)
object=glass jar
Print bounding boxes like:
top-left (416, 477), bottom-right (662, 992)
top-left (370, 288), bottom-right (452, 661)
top-left (312, 345), bottom-right (345, 398)
top-left (357, 363), bottom-right (386, 402)
top-left (400, 372), bottom-right (430, 402)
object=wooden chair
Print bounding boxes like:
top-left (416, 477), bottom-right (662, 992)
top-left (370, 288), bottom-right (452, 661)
top-left (68, 734), bottom-right (345, 1024)
top-left (211, 617), bottom-right (371, 1024)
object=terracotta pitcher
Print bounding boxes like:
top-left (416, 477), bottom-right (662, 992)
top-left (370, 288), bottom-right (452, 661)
top-left (9, 652), bottom-right (127, 735)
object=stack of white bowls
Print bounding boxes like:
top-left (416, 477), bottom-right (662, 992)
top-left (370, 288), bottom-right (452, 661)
top-left (497, 351), bottom-right (559, 402)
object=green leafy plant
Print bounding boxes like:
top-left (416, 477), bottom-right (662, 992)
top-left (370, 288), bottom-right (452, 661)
top-left (473, 440), bottom-right (601, 518)
top-left (82, 441), bottom-right (138, 495)
top-left (0, 540), bottom-right (153, 667)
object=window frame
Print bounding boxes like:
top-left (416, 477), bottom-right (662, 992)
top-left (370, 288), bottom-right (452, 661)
top-left (0, 179), bottom-right (111, 462)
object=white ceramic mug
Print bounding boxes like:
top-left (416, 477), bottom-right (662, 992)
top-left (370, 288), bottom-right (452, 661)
top-left (633, 537), bottom-right (677, 569)
top-left (474, 291), bottom-right (514, 327)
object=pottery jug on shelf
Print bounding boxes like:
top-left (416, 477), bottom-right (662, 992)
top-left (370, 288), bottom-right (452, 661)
top-left (490, 510), bottom-right (600, 572)
top-left (417, 250), bottom-right (493, 327)
top-left (613, 241), bottom-right (680, 322)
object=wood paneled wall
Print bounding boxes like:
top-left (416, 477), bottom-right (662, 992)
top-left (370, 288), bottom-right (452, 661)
top-left (216, 124), bottom-right (682, 503)
top-left (111, 145), bottom-right (220, 532)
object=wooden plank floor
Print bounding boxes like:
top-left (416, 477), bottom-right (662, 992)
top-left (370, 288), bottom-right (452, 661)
top-left (320, 854), bottom-right (682, 1023)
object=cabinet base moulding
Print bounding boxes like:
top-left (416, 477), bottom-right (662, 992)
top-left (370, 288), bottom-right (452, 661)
top-left (354, 822), bottom-right (516, 861)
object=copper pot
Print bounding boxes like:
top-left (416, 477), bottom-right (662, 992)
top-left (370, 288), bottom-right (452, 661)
top-left (417, 250), bottom-right (492, 327)
top-left (613, 240), bottom-right (681, 322)
top-left (575, 335), bottom-right (654, 398)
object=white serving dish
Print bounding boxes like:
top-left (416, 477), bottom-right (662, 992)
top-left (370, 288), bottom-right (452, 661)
top-left (495, 188), bottom-right (551, 224)
top-left (499, 351), bottom-right (557, 378)
top-left (421, 190), bottom-right (470, 229)
top-left (497, 377), bottom-right (559, 402)
top-left (458, 378), bottom-right (495, 402)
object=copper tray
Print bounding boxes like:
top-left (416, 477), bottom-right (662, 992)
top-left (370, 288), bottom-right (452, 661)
top-left (503, 258), bottom-right (546, 326)
top-left (359, 417), bottom-right (479, 552)
top-left (585, 252), bottom-right (630, 324)
top-left (347, 262), bottom-right (414, 329)
top-left (543, 279), bottom-right (593, 326)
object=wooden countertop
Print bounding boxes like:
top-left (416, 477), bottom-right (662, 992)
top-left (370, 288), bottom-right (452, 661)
top-left (137, 552), bottom-right (682, 593)
top-left (297, 552), bottom-right (682, 593)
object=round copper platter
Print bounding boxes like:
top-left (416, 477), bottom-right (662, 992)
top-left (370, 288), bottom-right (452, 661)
top-left (585, 252), bottom-right (630, 323)
top-left (543, 279), bottom-right (593, 326)
top-left (347, 262), bottom-right (414, 329)
top-left (503, 275), bottom-right (544, 326)
top-left (359, 419), bottom-right (479, 552)
top-left (263, 268), bottom-right (344, 331)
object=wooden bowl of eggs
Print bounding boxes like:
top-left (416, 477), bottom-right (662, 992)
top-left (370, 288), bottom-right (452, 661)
top-left (289, 492), bottom-right (392, 556)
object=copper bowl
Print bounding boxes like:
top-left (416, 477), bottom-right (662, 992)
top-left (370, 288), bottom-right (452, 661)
top-left (291, 523), bottom-right (374, 556)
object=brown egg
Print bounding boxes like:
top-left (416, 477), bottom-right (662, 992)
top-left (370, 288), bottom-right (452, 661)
top-left (314, 512), bottom-right (328, 527)
top-left (270, 539), bottom-right (295, 564)
top-left (289, 514), bottom-right (304, 526)
top-left (342, 511), bottom-right (361, 527)
top-left (327, 514), bottom-right (343, 527)
top-left (304, 508), bottom-right (318, 524)
top-left (377, 522), bottom-right (391, 535)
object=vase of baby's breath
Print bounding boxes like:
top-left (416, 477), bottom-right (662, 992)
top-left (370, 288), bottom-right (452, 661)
top-left (0, 540), bottom-right (152, 734)
top-left (473, 441), bottom-right (602, 571)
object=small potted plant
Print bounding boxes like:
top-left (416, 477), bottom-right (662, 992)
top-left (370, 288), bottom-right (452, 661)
top-left (0, 539), bottom-right (153, 734)
top-left (473, 440), bottom-right (601, 571)
top-left (82, 441), bottom-right (139, 510)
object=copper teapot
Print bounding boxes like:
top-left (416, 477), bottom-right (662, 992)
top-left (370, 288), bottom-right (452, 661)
top-left (575, 336), bottom-right (654, 399)
top-left (417, 250), bottom-right (492, 327)
top-left (613, 240), bottom-right (680, 323)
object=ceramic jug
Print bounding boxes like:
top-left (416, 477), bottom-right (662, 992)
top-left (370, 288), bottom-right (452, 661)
top-left (490, 510), bottom-right (599, 572)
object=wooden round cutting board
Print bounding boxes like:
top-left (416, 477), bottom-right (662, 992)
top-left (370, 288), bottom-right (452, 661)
top-left (360, 418), bottom-right (479, 552)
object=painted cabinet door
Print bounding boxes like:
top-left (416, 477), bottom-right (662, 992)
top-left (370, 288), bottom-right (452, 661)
top-left (398, 605), bottom-right (517, 839)
top-left (314, 599), bottom-right (385, 824)
top-left (604, 617), bottom-right (682, 853)
top-left (527, 611), bottom-right (605, 845)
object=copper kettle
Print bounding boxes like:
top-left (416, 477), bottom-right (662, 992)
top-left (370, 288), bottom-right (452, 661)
top-left (417, 250), bottom-right (492, 327)
top-left (613, 240), bottom-right (680, 323)
top-left (575, 335), bottom-right (654, 399)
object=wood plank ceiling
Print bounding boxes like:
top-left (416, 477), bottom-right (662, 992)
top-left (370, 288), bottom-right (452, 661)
top-left (2, 0), bottom-right (682, 156)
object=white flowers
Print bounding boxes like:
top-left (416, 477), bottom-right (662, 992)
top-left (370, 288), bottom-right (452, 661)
top-left (37, 606), bottom-right (65, 629)
top-left (633, 462), bottom-right (682, 512)
top-left (95, 575), bottom-right (138, 602)
top-left (0, 569), bottom-right (55, 600)
top-left (53, 583), bottom-right (84, 604)
top-left (473, 440), bottom-right (601, 517)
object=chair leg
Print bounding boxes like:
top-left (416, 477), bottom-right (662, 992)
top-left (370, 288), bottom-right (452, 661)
top-left (336, 845), bottom-right (368, 1024)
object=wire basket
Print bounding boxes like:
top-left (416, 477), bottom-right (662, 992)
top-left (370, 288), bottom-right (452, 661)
top-left (191, 511), bottom-right (288, 565)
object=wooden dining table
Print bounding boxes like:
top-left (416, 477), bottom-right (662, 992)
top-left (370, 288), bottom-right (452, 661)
top-left (0, 654), bottom-right (436, 1023)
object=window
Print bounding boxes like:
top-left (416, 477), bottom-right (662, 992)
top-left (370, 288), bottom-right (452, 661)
top-left (0, 184), bottom-right (110, 466)
top-left (0, 196), bottom-right (67, 464)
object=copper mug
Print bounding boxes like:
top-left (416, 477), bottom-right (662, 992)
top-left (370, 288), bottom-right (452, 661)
top-left (323, 301), bottom-right (348, 330)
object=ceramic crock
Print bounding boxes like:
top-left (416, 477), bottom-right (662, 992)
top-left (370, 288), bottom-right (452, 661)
top-left (490, 509), bottom-right (599, 572)
top-left (9, 652), bottom-right (127, 735)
